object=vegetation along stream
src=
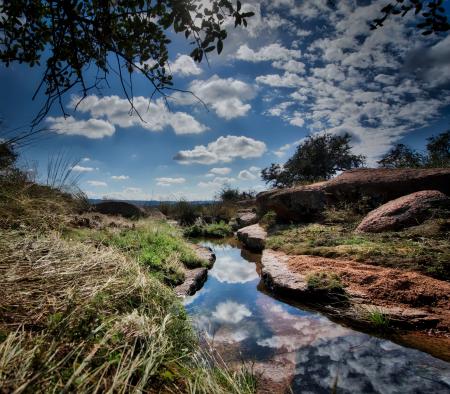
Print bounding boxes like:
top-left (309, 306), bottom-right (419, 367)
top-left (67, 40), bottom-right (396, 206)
top-left (184, 239), bottom-right (450, 394)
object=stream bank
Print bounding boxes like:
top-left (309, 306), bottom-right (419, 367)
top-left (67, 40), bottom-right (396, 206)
top-left (184, 239), bottom-right (450, 393)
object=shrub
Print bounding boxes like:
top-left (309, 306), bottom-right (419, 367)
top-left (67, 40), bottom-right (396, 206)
top-left (184, 221), bottom-right (233, 238)
top-left (366, 307), bottom-right (390, 329)
top-left (306, 271), bottom-right (345, 293)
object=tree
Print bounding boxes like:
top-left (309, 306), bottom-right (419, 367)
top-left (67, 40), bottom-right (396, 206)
top-left (377, 144), bottom-right (424, 168)
top-left (426, 130), bottom-right (450, 167)
top-left (378, 130), bottom-right (450, 168)
top-left (0, 0), bottom-right (254, 125)
top-left (261, 133), bottom-right (366, 188)
top-left (371, 0), bottom-right (449, 35)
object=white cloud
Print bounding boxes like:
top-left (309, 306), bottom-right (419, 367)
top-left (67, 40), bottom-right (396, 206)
top-left (258, 0), bottom-right (450, 161)
top-left (171, 75), bottom-right (255, 120)
top-left (272, 59), bottom-right (306, 74)
top-left (198, 176), bottom-right (235, 188)
top-left (209, 255), bottom-right (259, 284)
top-left (111, 175), bottom-right (129, 180)
top-left (66, 95), bottom-right (208, 135)
top-left (81, 157), bottom-right (91, 162)
top-left (72, 165), bottom-right (96, 172)
top-left (87, 180), bottom-right (107, 187)
top-left (256, 72), bottom-right (304, 88)
top-left (212, 301), bottom-right (252, 324)
top-left (174, 135), bottom-right (266, 165)
top-left (235, 43), bottom-right (301, 62)
top-left (238, 166), bottom-right (260, 181)
top-left (155, 177), bottom-right (186, 187)
top-left (209, 167), bottom-right (232, 176)
top-left (170, 54), bottom-right (202, 76)
top-left (46, 116), bottom-right (115, 139)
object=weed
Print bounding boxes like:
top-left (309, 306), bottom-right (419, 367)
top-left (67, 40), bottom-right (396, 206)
top-left (306, 272), bottom-right (345, 293)
top-left (366, 307), bottom-right (390, 329)
top-left (184, 221), bottom-right (233, 238)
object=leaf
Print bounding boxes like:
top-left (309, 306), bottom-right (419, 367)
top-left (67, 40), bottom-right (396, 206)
top-left (237, 0), bottom-right (241, 12)
top-left (217, 39), bottom-right (223, 54)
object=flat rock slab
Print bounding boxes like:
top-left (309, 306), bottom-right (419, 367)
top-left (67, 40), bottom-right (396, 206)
top-left (192, 244), bottom-right (216, 268)
top-left (356, 190), bottom-right (449, 233)
top-left (237, 224), bottom-right (267, 251)
top-left (260, 249), bottom-right (450, 332)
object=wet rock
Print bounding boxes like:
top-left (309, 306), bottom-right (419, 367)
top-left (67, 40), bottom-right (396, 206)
top-left (356, 190), bottom-right (450, 233)
top-left (93, 201), bottom-right (145, 219)
top-left (175, 268), bottom-right (208, 297)
top-left (193, 244), bottom-right (216, 268)
top-left (257, 168), bottom-right (450, 221)
top-left (261, 250), bottom-right (308, 294)
top-left (237, 224), bottom-right (267, 251)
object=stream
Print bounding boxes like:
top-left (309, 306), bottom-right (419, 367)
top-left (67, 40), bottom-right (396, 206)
top-left (184, 239), bottom-right (450, 394)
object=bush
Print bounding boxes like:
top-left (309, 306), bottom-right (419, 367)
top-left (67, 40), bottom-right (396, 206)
top-left (306, 271), bottom-right (345, 293)
top-left (184, 221), bottom-right (233, 238)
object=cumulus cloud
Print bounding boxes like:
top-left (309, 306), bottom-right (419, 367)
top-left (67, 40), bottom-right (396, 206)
top-left (208, 167), bottom-right (232, 176)
top-left (46, 116), bottom-right (115, 139)
top-left (155, 177), bottom-right (186, 187)
top-left (87, 180), bottom-right (107, 187)
top-left (170, 54), bottom-right (202, 76)
top-left (111, 175), bottom-right (129, 180)
top-left (212, 301), bottom-right (252, 324)
top-left (72, 165), bottom-right (96, 172)
top-left (209, 256), bottom-right (259, 284)
top-left (257, 0), bottom-right (450, 161)
top-left (238, 166), bottom-right (260, 180)
top-left (174, 135), bottom-right (266, 165)
top-left (171, 75), bottom-right (255, 120)
top-left (198, 176), bottom-right (235, 188)
top-left (235, 43), bottom-right (301, 62)
top-left (64, 95), bottom-right (208, 136)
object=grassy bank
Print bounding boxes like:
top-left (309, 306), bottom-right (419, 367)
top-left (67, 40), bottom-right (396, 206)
top-left (266, 210), bottom-right (450, 281)
top-left (0, 146), bottom-right (256, 393)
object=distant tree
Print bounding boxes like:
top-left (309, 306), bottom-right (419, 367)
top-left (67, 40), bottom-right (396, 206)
top-left (426, 130), bottom-right (450, 167)
top-left (262, 133), bottom-right (366, 188)
top-left (377, 144), bottom-right (425, 168)
top-left (378, 130), bottom-right (450, 169)
top-left (0, 0), bottom-right (254, 125)
top-left (216, 185), bottom-right (255, 202)
top-left (371, 0), bottom-right (449, 35)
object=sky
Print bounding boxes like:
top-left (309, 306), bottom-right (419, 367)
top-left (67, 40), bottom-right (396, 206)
top-left (1, 0), bottom-right (450, 201)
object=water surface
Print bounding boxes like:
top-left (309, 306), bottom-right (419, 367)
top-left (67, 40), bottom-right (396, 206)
top-left (185, 240), bottom-right (450, 393)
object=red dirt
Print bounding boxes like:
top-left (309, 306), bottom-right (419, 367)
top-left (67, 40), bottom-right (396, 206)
top-left (285, 254), bottom-right (450, 330)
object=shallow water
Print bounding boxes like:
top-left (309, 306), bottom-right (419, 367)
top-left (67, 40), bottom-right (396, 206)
top-left (184, 240), bottom-right (450, 394)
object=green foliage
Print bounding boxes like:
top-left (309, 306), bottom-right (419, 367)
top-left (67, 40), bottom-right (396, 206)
top-left (259, 210), bottom-right (277, 229)
top-left (366, 307), bottom-right (390, 329)
top-left (262, 133), bottom-right (365, 188)
top-left (378, 130), bottom-right (450, 168)
top-left (184, 221), bottom-right (233, 238)
top-left (0, 0), bottom-right (254, 124)
top-left (377, 144), bottom-right (425, 168)
top-left (371, 0), bottom-right (449, 35)
top-left (306, 272), bottom-right (345, 293)
top-left (217, 185), bottom-right (255, 203)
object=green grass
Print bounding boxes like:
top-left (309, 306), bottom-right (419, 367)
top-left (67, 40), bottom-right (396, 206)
top-left (65, 220), bottom-right (208, 286)
top-left (366, 307), bottom-right (390, 329)
top-left (267, 220), bottom-right (450, 281)
top-left (306, 271), bottom-right (345, 293)
top-left (184, 221), bottom-right (233, 238)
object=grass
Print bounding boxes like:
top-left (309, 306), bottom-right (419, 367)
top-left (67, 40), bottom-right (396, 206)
top-left (65, 220), bottom-right (208, 286)
top-left (365, 307), bottom-right (390, 329)
top-left (0, 150), bottom-right (257, 393)
top-left (184, 221), bottom-right (233, 239)
top-left (266, 219), bottom-right (450, 281)
top-left (0, 230), bottom-right (255, 393)
top-left (306, 271), bottom-right (345, 293)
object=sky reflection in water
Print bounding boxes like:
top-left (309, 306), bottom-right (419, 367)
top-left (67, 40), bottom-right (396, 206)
top-left (184, 242), bottom-right (450, 393)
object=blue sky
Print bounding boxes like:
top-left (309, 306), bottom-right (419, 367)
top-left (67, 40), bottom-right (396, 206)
top-left (1, 0), bottom-right (450, 200)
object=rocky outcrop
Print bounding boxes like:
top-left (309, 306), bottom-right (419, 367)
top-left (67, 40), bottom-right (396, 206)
top-left (261, 250), bottom-right (450, 331)
top-left (356, 190), bottom-right (450, 233)
top-left (232, 210), bottom-right (258, 230)
top-left (257, 168), bottom-right (450, 221)
top-left (175, 268), bottom-right (208, 297)
top-left (237, 224), bottom-right (267, 251)
top-left (94, 201), bottom-right (145, 219)
top-left (175, 245), bottom-right (216, 297)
